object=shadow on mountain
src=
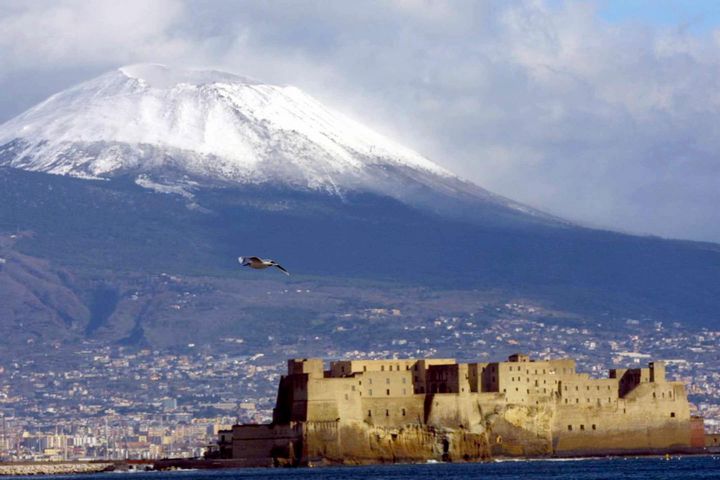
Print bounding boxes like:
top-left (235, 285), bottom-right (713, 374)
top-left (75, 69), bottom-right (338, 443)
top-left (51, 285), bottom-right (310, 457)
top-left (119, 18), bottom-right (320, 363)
top-left (1, 167), bottom-right (719, 338)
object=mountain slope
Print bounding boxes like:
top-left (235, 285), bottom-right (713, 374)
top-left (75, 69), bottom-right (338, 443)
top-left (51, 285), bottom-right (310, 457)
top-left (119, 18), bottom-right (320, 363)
top-left (1, 65), bottom-right (719, 348)
top-left (1, 167), bottom-right (719, 346)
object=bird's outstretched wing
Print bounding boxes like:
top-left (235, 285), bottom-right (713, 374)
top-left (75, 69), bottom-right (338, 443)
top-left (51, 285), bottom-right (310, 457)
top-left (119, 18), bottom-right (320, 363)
top-left (273, 263), bottom-right (290, 275)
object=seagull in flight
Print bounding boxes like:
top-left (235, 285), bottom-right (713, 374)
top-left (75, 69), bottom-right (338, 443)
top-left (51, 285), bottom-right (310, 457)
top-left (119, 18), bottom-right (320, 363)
top-left (238, 256), bottom-right (290, 276)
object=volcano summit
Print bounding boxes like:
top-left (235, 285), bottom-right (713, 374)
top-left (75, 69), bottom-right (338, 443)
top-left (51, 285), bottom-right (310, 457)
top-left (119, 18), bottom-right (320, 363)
top-left (0, 64), bottom-right (542, 225)
top-left (0, 64), bottom-right (448, 187)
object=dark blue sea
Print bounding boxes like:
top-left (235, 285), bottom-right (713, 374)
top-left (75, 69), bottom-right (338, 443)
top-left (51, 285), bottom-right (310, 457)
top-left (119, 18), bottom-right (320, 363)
top-left (10, 457), bottom-right (720, 479)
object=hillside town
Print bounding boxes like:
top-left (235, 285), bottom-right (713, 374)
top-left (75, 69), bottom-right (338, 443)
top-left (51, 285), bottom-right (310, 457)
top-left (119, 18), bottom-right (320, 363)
top-left (1, 299), bottom-right (719, 461)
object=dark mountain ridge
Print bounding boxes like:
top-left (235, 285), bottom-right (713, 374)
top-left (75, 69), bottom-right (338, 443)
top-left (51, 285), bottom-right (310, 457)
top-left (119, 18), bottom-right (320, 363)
top-left (1, 167), bottom-right (719, 349)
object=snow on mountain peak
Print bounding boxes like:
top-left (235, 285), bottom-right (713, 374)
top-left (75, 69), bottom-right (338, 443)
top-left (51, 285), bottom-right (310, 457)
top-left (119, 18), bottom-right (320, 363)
top-left (0, 64), bottom-right (452, 193)
top-left (118, 63), bottom-right (259, 89)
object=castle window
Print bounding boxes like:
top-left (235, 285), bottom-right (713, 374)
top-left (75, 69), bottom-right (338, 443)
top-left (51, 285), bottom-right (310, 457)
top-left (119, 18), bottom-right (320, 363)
top-left (381, 365), bottom-right (385, 371)
top-left (596, 386), bottom-right (599, 391)
top-left (575, 399), bottom-right (579, 404)
top-left (352, 385), bottom-right (356, 391)
top-left (344, 394), bottom-right (348, 400)
top-left (369, 378), bottom-right (373, 384)
top-left (386, 389), bottom-right (390, 396)
top-left (568, 425), bottom-right (572, 431)
top-left (586, 386), bottom-right (590, 391)
top-left (512, 377), bottom-right (515, 382)
top-left (369, 389), bottom-right (373, 396)
top-left (580, 425), bottom-right (585, 431)
top-left (402, 377), bottom-right (406, 384)
top-left (368, 410), bottom-right (372, 417)
top-left (653, 392), bottom-right (656, 398)
top-left (363, 366), bottom-right (367, 372)
top-left (406, 365), bottom-right (410, 370)
top-left (565, 399), bottom-right (568, 404)
top-left (403, 388), bottom-right (407, 395)
top-left (543, 370), bottom-right (546, 374)
top-left (670, 412), bottom-right (676, 418)
top-left (386, 410), bottom-right (389, 416)
top-left (592, 424), bottom-right (596, 430)
top-left (503, 389), bottom-right (506, 393)
top-left (575, 386), bottom-right (579, 391)
top-left (402, 408), bottom-right (406, 416)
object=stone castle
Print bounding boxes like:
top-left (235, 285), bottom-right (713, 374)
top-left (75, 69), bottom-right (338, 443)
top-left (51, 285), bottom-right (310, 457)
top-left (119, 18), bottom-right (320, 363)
top-left (215, 354), bottom-right (705, 465)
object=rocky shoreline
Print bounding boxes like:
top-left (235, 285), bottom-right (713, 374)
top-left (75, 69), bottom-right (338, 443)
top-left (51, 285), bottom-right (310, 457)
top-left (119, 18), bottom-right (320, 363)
top-left (0, 462), bottom-right (114, 476)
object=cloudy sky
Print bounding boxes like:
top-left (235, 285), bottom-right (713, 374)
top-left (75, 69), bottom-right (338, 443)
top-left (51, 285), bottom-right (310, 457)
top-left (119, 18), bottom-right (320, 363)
top-left (1, 0), bottom-right (720, 242)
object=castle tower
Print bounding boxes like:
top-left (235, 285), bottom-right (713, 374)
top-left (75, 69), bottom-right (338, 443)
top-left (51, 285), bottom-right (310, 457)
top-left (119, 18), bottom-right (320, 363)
top-left (649, 361), bottom-right (666, 382)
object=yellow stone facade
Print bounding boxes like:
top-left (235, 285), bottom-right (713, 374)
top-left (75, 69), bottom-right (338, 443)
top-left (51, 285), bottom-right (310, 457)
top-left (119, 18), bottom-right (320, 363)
top-left (225, 354), bottom-right (699, 465)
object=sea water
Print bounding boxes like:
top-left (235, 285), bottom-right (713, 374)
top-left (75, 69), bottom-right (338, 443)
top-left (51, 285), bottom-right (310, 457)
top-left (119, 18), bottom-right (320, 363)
top-left (8, 457), bottom-right (720, 480)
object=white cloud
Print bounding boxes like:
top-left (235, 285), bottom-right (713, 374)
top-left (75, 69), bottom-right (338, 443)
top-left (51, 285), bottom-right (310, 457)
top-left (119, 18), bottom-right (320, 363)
top-left (1, 0), bottom-right (719, 241)
top-left (0, 0), bottom-right (194, 71)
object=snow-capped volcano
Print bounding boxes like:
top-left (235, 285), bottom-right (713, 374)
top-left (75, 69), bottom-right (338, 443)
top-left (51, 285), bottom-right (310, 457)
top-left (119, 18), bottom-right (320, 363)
top-left (0, 64), bottom-right (451, 192)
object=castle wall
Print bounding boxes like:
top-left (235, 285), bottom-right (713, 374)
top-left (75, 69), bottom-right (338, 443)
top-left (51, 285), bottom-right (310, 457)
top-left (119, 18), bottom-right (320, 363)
top-left (707, 433), bottom-right (720, 451)
top-left (559, 377), bottom-right (619, 408)
top-left (552, 382), bottom-right (691, 454)
top-left (362, 396), bottom-right (425, 427)
top-left (304, 421), bottom-right (437, 464)
top-left (425, 392), bottom-right (483, 428)
top-left (482, 401), bottom-right (555, 456)
top-left (231, 356), bottom-right (700, 464)
top-left (231, 424), bottom-right (301, 466)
